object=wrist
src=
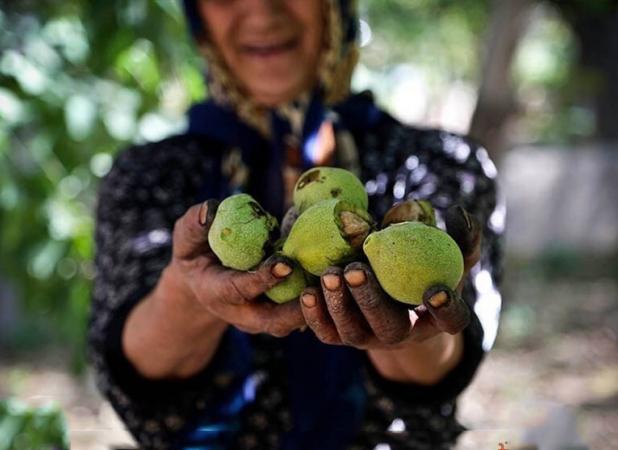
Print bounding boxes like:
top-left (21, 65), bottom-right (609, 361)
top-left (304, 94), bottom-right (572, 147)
top-left (368, 332), bottom-right (464, 385)
top-left (154, 261), bottom-right (203, 317)
top-left (123, 263), bottom-right (228, 379)
top-left (155, 265), bottom-right (227, 329)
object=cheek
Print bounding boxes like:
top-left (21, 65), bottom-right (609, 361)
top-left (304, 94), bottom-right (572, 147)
top-left (198, 5), bottom-right (236, 61)
top-left (292, 1), bottom-right (325, 60)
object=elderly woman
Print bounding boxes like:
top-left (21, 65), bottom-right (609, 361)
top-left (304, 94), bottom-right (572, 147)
top-left (88, 1), bottom-right (503, 449)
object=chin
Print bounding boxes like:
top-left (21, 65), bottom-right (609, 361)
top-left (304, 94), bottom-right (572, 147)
top-left (249, 79), bottom-right (313, 107)
top-left (239, 67), bottom-right (311, 105)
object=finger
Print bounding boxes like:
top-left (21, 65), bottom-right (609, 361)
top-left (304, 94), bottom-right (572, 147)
top-left (251, 299), bottom-right (306, 337)
top-left (343, 262), bottom-right (411, 345)
top-left (321, 267), bottom-right (372, 347)
top-left (420, 284), bottom-right (470, 335)
top-left (218, 299), bottom-right (305, 337)
top-left (300, 287), bottom-right (342, 345)
top-left (280, 206), bottom-right (300, 238)
top-left (445, 205), bottom-right (482, 271)
top-left (173, 199), bottom-right (219, 260)
top-left (220, 254), bottom-right (294, 304)
top-left (406, 304), bottom-right (438, 342)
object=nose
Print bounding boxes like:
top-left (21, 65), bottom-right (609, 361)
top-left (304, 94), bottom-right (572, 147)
top-left (240, 0), bottom-right (287, 32)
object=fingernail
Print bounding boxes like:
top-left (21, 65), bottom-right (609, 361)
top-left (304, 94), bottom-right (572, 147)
top-left (457, 206), bottom-right (472, 231)
top-left (344, 269), bottom-right (366, 287)
top-left (322, 274), bottom-right (340, 291)
top-left (198, 201), bottom-right (209, 226)
top-left (428, 290), bottom-right (449, 308)
top-left (302, 293), bottom-right (316, 308)
top-left (272, 262), bottom-right (292, 278)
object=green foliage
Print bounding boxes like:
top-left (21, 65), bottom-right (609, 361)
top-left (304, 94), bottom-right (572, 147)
top-left (0, 1), bottom-right (205, 368)
top-left (361, 0), bottom-right (490, 81)
top-left (0, 399), bottom-right (68, 450)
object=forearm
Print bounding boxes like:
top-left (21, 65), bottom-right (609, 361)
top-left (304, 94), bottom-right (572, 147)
top-left (123, 263), bottom-right (228, 380)
top-left (367, 332), bottom-right (464, 385)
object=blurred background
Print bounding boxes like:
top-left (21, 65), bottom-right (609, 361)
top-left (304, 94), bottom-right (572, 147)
top-left (0, 0), bottom-right (616, 448)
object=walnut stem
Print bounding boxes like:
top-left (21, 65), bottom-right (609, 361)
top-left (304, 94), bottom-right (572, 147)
top-left (382, 199), bottom-right (435, 228)
top-left (339, 211), bottom-right (372, 249)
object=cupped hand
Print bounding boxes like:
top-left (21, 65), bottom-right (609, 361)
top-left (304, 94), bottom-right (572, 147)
top-left (299, 205), bottom-right (482, 349)
top-left (171, 199), bottom-right (306, 337)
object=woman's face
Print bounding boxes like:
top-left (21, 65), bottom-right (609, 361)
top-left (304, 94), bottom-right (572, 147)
top-left (198, 0), bottom-right (324, 107)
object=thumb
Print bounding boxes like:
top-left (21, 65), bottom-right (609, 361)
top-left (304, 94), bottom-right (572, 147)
top-left (172, 199), bottom-right (219, 260)
top-left (445, 205), bottom-right (481, 272)
top-left (226, 254), bottom-right (294, 301)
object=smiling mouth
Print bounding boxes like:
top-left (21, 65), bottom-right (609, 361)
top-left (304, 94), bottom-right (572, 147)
top-left (242, 38), bottom-right (299, 57)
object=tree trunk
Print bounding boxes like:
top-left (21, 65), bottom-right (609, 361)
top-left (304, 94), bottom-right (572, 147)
top-left (468, 0), bottom-right (535, 164)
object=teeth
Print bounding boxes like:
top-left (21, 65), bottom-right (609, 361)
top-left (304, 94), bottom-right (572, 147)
top-left (251, 45), bottom-right (281, 51)
top-left (245, 40), bottom-right (294, 53)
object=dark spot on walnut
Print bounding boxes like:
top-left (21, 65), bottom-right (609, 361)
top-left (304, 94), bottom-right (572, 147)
top-left (296, 169), bottom-right (323, 190)
top-left (330, 188), bottom-right (342, 198)
top-left (248, 201), bottom-right (267, 219)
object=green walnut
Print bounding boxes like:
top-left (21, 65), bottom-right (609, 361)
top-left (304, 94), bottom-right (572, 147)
top-left (382, 199), bottom-right (436, 227)
top-left (208, 193), bottom-right (278, 270)
top-left (283, 199), bottom-right (373, 276)
top-left (293, 167), bottom-right (368, 213)
top-left (363, 221), bottom-right (463, 305)
top-left (266, 258), bottom-right (307, 304)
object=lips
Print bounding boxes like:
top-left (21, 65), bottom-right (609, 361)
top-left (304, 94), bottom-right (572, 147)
top-left (241, 38), bottom-right (299, 57)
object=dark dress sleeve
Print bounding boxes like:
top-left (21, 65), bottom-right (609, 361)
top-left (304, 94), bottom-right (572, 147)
top-left (87, 136), bottom-right (254, 449)
top-left (351, 118), bottom-right (505, 446)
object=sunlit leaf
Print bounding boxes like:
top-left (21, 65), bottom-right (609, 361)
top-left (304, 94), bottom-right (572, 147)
top-left (64, 94), bottom-right (97, 141)
top-left (42, 16), bottom-right (90, 64)
top-left (0, 88), bottom-right (25, 125)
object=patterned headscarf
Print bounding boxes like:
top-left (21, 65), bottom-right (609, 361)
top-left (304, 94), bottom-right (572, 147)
top-left (181, 0), bottom-right (360, 136)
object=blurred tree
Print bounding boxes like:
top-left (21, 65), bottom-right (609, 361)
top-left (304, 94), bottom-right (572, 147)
top-left (470, 0), bottom-right (618, 158)
top-left (361, 0), bottom-right (489, 74)
top-left (0, 0), bottom-right (205, 369)
top-left (360, 0), bottom-right (491, 128)
top-left (469, 0), bottom-right (534, 162)
top-left (548, 0), bottom-right (618, 141)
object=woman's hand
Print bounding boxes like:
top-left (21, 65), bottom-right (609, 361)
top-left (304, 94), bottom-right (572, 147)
top-left (169, 199), bottom-right (306, 337)
top-left (123, 200), bottom-right (304, 380)
top-left (299, 205), bottom-right (481, 350)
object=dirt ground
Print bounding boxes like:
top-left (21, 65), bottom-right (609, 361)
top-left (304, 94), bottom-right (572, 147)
top-left (1, 270), bottom-right (616, 449)
top-left (458, 273), bottom-right (618, 449)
